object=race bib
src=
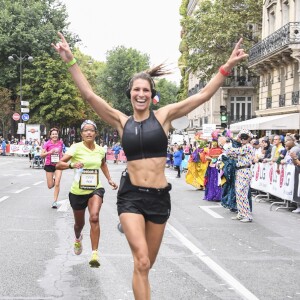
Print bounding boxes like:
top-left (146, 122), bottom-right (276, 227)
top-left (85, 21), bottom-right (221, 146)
top-left (50, 154), bottom-right (59, 164)
top-left (79, 169), bottom-right (99, 190)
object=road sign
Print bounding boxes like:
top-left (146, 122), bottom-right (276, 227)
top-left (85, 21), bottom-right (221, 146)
top-left (21, 108), bottom-right (30, 113)
top-left (22, 114), bottom-right (30, 121)
top-left (12, 113), bottom-right (20, 121)
top-left (21, 101), bottom-right (29, 106)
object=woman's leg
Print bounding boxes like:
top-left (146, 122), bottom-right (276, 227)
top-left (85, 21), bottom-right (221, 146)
top-left (53, 169), bottom-right (62, 201)
top-left (120, 213), bottom-right (166, 300)
top-left (145, 221), bottom-right (166, 268)
top-left (73, 209), bottom-right (85, 239)
top-left (87, 194), bottom-right (103, 250)
top-left (45, 171), bottom-right (55, 189)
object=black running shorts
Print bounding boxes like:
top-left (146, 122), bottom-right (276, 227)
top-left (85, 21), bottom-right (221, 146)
top-left (117, 171), bottom-right (171, 224)
top-left (44, 165), bottom-right (56, 173)
top-left (69, 188), bottom-right (105, 210)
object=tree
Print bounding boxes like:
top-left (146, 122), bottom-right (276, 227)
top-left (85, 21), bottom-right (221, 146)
top-left (0, 0), bottom-right (79, 135)
top-left (182, 0), bottom-right (263, 81)
top-left (0, 87), bottom-right (12, 137)
top-left (96, 46), bottom-right (150, 116)
top-left (96, 46), bottom-right (179, 116)
top-left (154, 78), bottom-right (178, 107)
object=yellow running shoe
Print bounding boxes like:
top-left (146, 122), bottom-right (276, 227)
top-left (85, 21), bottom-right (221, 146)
top-left (74, 235), bottom-right (83, 255)
top-left (89, 251), bottom-right (100, 268)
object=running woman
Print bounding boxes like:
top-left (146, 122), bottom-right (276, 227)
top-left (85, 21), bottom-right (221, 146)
top-left (56, 120), bottom-right (118, 267)
top-left (41, 127), bottom-right (64, 208)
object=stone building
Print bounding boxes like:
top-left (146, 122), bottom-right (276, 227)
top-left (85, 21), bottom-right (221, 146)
top-left (231, 0), bottom-right (300, 133)
top-left (185, 0), bottom-right (258, 141)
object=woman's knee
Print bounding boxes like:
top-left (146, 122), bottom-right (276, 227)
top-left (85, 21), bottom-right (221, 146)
top-left (134, 255), bottom-right (151, 274)
top-left (89, 213), bottom-right (99, 224)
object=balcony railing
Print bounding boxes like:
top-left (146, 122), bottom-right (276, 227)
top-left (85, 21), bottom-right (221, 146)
top-left (279, 94), bottom-right (286, 107)
top-left (249, 22), bottom-right (300, 64)
top-left (292, 91), bottom-right (300, 105)
top-left (266, 97), bottom-right (272, 109)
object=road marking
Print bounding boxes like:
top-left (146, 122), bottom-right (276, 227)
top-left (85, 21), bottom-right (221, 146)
top-left (15, 187), bottom-right (30, 193)
top-left (17, 173), bottom-right (32, 177)
top-left (57, 199), bottom-right (70, 212)
top-left (167, 223), bottom-right (259, 300)
top-left (0, 196), bottom-right (9, 203)
top-left (33, 181), bottom-right (44, 185)
top-left (199, 205), bottom-right (224, 218)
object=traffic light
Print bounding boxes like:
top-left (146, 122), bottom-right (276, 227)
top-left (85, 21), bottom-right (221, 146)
top-left (220, 105), bottom-right (228, 128)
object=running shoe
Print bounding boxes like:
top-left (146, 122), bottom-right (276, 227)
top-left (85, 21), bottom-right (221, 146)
top-left (89, 251), bottom-right (100, 268)
top-left (117, 222), bottom-right (124, 234)
top-left (74, 235), bottom-right (83, 255)
top-left (292, 207), bottom-right (300, 213)
top-left (231, 215), bottom-right (243, 220)
top-left (240, 218), bottom-right (253, 223)
top-left (51, 201), bottom-right (58, 209)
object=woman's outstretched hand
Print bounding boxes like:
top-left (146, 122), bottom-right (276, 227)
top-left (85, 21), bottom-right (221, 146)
top-left (51, 32), bottom-right (74, 63)
top-left (226, 38), bottom-right (249, 69)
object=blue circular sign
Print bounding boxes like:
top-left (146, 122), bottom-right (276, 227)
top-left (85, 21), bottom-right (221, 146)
top-left (22, 114), bottom-right (30, 121)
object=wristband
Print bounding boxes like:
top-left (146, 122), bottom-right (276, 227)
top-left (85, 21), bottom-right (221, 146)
top-left (69, 162), bottom-right (74, 169)
top-left (219, 65), bottom-right (231, 76)
top-left (66, 58), bottom-right (77, 68)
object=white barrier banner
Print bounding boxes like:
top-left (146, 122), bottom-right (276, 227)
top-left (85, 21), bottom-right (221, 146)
top-left (9, 144), bottom-right (32, 155)
top-left (251, 163), bottom-right (295, 201)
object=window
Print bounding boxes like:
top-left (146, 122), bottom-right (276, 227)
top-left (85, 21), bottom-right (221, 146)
top-left (230, 96), bottom-right (252, 121)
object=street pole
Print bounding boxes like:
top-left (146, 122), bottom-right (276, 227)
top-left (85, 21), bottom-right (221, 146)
top-left (8, 52), bottom-right (33, 142)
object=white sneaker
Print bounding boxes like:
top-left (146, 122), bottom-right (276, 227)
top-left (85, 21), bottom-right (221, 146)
top-left (292, 207), bottom-right (300, 213)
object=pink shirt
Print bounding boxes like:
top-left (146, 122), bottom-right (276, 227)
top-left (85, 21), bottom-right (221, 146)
top-left (43, 140), bottom-right (64, 166)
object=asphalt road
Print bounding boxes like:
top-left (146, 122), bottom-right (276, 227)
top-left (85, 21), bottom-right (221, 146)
top-left (0, 155), bottom-right (300, 300)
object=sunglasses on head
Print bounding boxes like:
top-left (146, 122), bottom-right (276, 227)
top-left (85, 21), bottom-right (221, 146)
top-left (240, 134), bottom-right (249, 140)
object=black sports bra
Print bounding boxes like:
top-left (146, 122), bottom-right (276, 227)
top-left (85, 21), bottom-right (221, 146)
top-left (121, 111), bottom-right (168, 161)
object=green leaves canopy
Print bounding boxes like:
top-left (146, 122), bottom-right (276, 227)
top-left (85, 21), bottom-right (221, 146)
top-left (181, 0), bottom-right (263, 81)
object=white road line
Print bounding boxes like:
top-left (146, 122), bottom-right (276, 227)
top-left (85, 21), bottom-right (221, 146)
top-left (17, 173), bottom-right (31, 177)
top-left (33, 181), bottom-right (44, 185)
top-left (57, 199), bottom-right (70, 212)
top-left (0, 196), bottom-right (9, 203)
top-left (199, 205), bottom-right (224, 218)
top-left (167, 223), bottom-right (259, 300)
top-left (15, 187), bottom-right (30, 193)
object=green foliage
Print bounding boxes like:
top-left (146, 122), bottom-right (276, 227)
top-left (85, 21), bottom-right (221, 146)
top-left (0, 0), bottom-right (82, 133)
top-left (184, 0), bottom-right (263, 81)
top-left (96, 46), bottom-right (150, 116)
top-left (153, 79), bottom-right (178, 108)
top-left (22, 53), bottom-right (85, 127)
top-left (0, 87), bottom-right (12, 136)
top-left (177, 0), bottom-right (190, 99)
top-left (95, 46), bottom-right (180, 115)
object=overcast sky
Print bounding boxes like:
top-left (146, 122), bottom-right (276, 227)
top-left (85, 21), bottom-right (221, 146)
top-left (61, 0), bottom-right (182, 84)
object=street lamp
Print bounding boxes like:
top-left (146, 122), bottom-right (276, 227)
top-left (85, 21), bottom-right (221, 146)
top-left (8, 51), bottom-right (33, 139)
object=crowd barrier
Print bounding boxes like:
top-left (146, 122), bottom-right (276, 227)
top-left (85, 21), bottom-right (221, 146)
top-left (250, 162), bottom-right (299, 210)
top-left (7, 144), bottom-right (32, 155)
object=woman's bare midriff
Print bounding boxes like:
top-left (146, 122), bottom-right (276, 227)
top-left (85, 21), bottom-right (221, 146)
top-left (127, 157), bottom-right (168, 188)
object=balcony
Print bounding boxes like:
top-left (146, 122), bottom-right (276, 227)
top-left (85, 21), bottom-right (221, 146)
top-left (249, 22), bottom-right (300, 67)
top-left (266, 97), bottom-right (272, 109)
top-left (292, 91), bottom-right (300, 105)
top-left (229, 115), bottom-right (257, 124)
top-left (279, 94), bottom-right (286, 107)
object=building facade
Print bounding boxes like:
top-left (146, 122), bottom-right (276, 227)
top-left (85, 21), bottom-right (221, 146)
top-left (185, 0), bottom-right (259, 139)
top-left (248, 0), bottom-right (300, 132)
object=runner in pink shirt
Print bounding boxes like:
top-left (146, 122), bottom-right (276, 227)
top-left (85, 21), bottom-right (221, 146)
top-left (41, 127), bottom-right (64, 208)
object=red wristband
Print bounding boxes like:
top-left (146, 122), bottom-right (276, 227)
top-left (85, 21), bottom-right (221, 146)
top-left (219, 65), bottom-right (231, 76)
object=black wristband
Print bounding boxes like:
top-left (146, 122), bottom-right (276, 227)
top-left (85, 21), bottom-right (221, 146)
top-left (69, 162), bottom-right (73, 169)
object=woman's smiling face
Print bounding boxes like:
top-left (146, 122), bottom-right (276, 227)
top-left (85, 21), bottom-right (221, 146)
top-left (130, 79), bottom-right (152, 111)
